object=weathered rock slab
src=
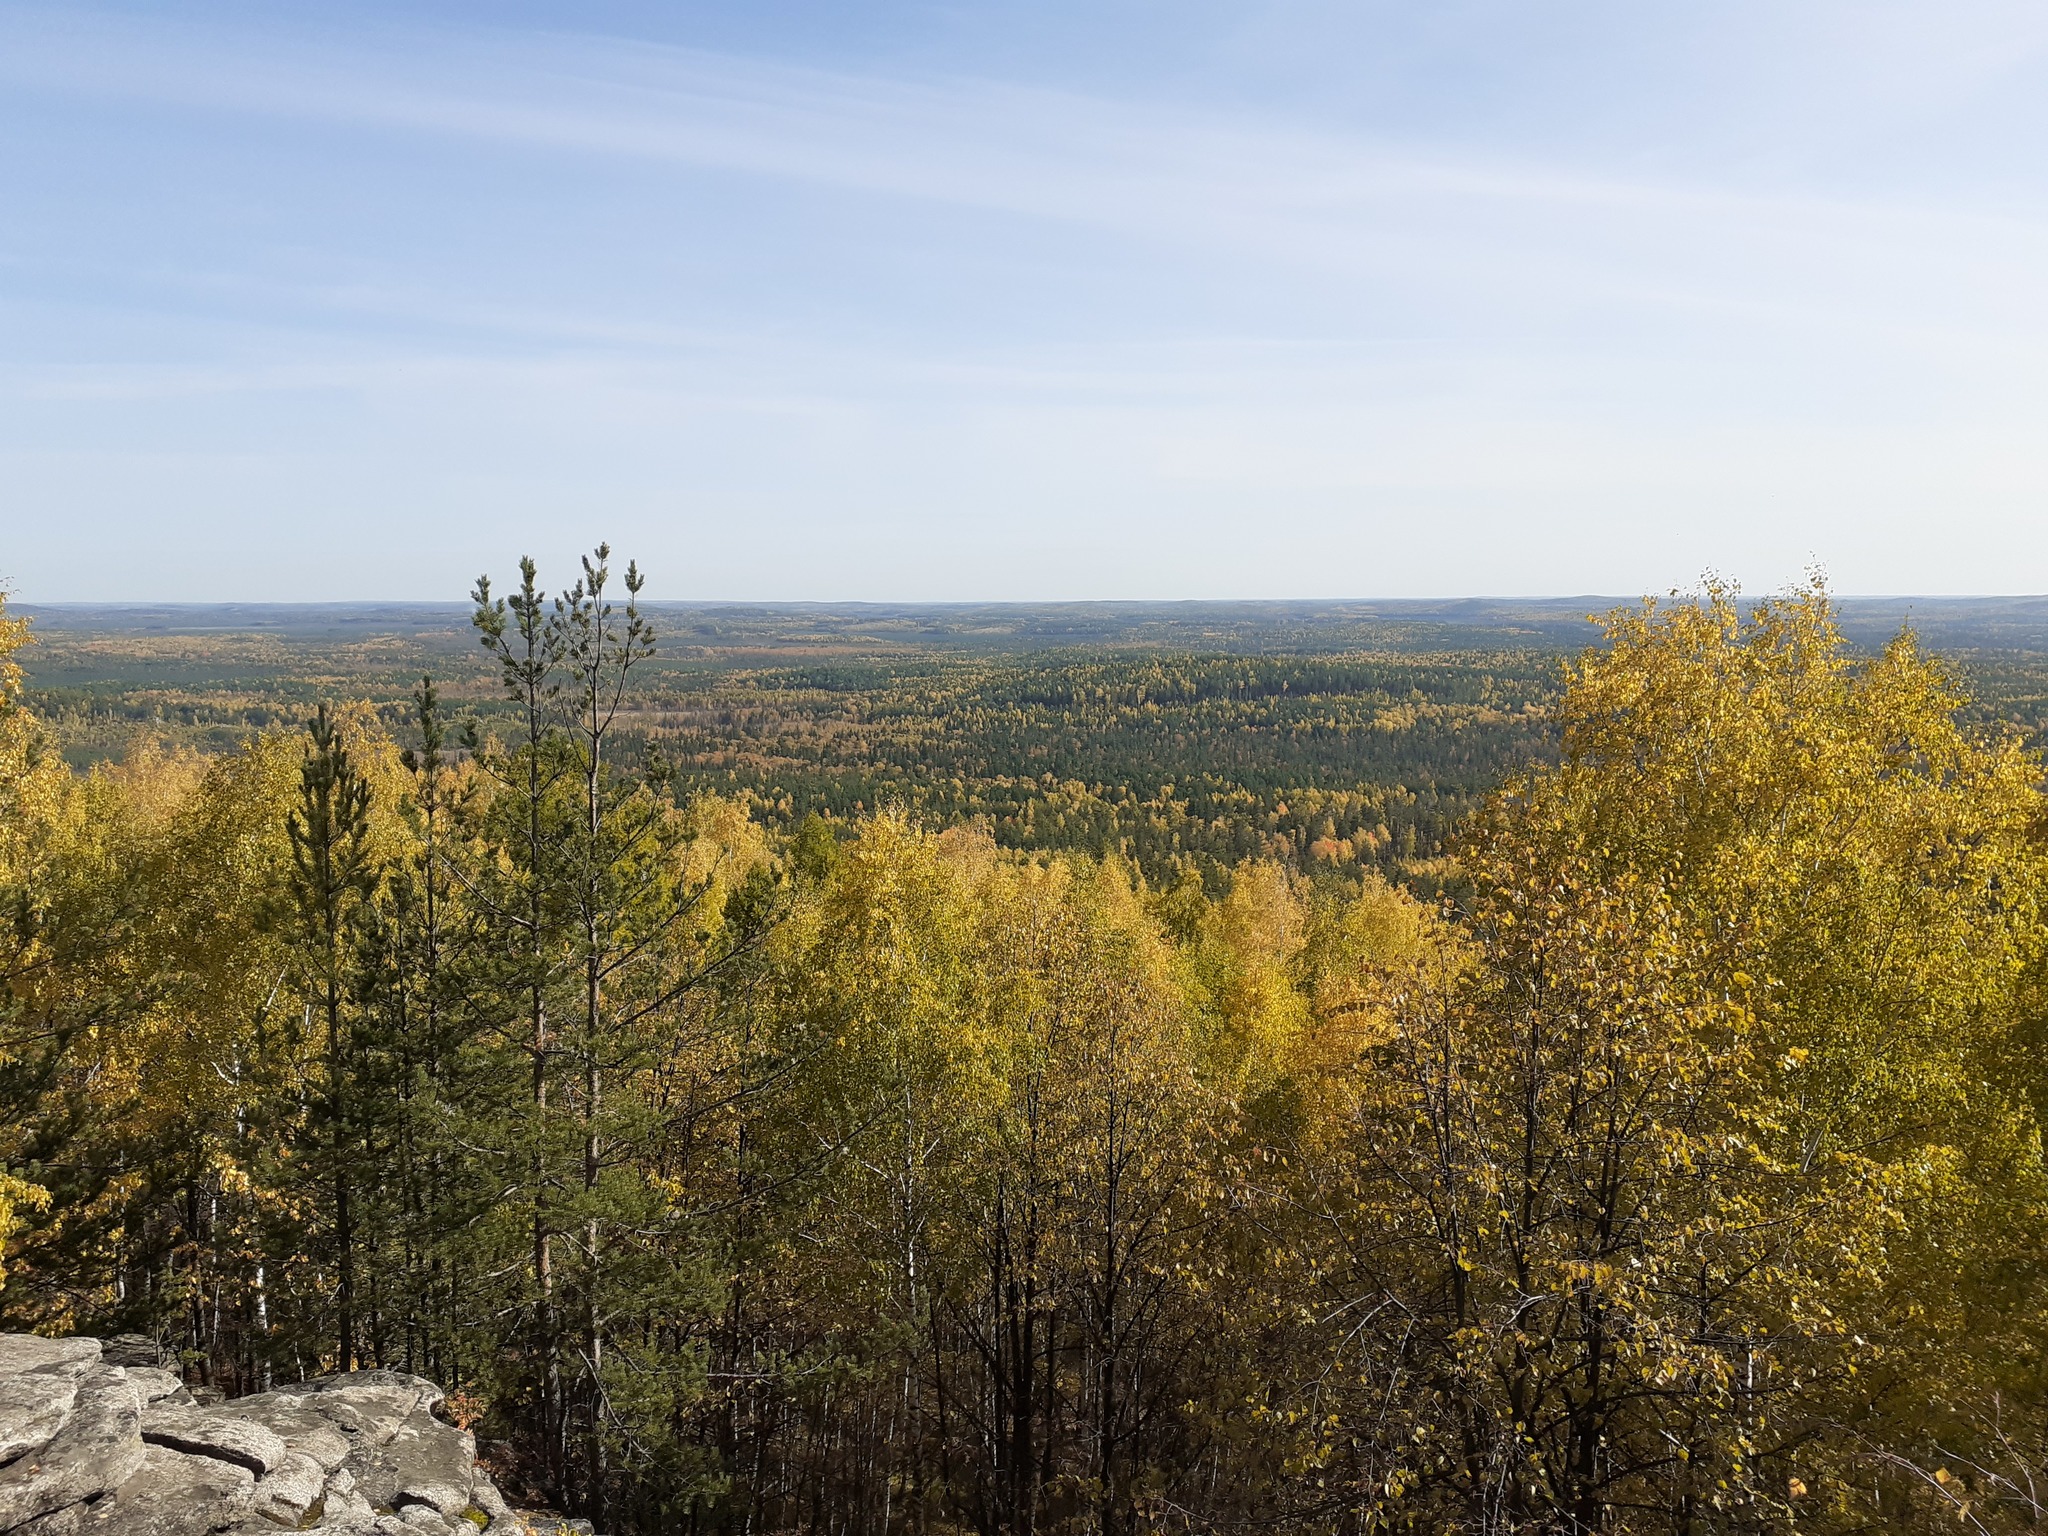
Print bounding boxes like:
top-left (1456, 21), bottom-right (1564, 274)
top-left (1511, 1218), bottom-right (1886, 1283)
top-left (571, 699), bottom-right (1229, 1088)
top-left (119, 1373), bottom-right (182, 1409)
top-left (139, 1404), bottom-right (287, 1478)
top-left (353, 1410), bottom-right (477, 1517)
top-left (105, 1443), bottom-right (256, 1536)
top-left (0, 1344), bottom-right (98, 1384)
top-left (0, 1366), bottom-right (144, 1529)
top-left (0, 1375), bottom-right (77, 1467)
top-left (94, 1340), bottom-right (164, 1373)
top-left (0, 1336), bottom-right (518, 1535)
top-left (245, 1449), bottom-right (324, 1526)
top-left (213, 1396), bottom-right (351, 1472)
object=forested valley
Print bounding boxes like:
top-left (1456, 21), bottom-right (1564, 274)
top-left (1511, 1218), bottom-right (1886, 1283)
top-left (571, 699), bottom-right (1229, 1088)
top-left (7, 558), bottom-right (2048, 1535)
top-left (21, 598), bottom-right (1576, 904)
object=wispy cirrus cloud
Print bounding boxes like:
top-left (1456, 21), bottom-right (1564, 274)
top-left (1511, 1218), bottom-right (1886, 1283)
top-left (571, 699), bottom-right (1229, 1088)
top-left (3, 2), bottom-right (2048, 598)
top-left (8, 3), bottom-right (2046, 332)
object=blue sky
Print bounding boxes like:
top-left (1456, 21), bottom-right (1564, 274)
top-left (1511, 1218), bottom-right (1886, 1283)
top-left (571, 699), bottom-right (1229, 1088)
top-left (4, 0), bottom-right (2048, 600)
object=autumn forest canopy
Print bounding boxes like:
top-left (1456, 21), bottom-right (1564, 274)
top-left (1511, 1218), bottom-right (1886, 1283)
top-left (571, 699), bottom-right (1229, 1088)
top-left (8, 559), bottom-right (2048, 1535)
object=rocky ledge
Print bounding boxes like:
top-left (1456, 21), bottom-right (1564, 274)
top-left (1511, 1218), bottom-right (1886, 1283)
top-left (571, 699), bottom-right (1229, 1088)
top-left (0, 1333), bottom-right (520, 1536)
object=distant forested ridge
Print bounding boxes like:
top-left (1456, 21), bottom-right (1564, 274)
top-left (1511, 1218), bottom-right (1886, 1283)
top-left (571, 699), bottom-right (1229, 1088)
top-left (19, 603), bottom-right (1576, 897)
top-left (5, 571), bottom-right (2048, 1534)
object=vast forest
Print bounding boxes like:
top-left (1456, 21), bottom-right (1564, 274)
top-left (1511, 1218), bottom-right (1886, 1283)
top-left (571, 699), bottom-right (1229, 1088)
top-left (7, 562), bottom-right (2048, 1535)
top-left (17, 597), bottom-right (1580, 901)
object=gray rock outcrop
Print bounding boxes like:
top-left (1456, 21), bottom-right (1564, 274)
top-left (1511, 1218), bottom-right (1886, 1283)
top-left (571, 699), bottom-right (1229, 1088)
top-left (0, 1334), bottom-right (521, 1536)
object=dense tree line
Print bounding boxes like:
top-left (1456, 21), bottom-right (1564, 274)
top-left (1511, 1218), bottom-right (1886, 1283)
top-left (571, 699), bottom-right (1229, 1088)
top-left (650, 651), bottom-right (1553, 890)
top-left (27, 627), bottom-right (1559, 891)
top-left (3, 562), bottom-right (2048, 1534)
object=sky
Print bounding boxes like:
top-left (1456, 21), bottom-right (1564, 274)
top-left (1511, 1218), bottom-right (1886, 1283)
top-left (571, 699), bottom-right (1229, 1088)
top-left (4, 1), bottom-right (2048, 602)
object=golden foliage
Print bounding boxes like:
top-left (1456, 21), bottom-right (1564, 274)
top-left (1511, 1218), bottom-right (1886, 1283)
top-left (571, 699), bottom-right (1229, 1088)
top-left (0, 577), bottom-right (2045, 1534)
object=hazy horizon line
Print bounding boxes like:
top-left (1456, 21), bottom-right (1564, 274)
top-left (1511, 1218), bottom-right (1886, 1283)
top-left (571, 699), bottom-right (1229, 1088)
top-left (16, 593), bottom-right (2048, 610)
